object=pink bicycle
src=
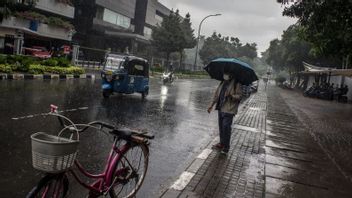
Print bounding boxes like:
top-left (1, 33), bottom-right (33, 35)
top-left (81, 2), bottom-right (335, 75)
top-left (26, 105), bottom-right (154, 198)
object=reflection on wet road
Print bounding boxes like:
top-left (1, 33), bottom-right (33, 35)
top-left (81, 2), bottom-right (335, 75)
top-left (0, 78), bottom-right (219, 197)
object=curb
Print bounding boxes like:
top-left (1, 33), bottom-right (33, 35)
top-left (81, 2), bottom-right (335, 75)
top-left (161, 139), bottom-right (218, 198)
top-left (0, 73), bottom-right (95, 80)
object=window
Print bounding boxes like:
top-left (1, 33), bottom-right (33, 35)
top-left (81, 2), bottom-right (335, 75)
top-left (103, 8), bottom-right (131, 29)
top-left (155, 14), bottom-right (163, 24)
top-left (104, 57), bottom-right (125, 70)
top-left (143, 27), bottom-right (152, 38)
top-left (103, 9), bottom-right (117, 24)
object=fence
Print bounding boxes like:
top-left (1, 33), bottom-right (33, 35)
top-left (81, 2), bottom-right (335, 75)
top-left (73, 51), bottom-right (204, 71)
top-left (75, 60), bottom-right (103, 69)
top-left (150, 57), bottom-right (203, 71)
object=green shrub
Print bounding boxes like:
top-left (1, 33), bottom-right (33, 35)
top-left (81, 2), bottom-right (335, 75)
top-left (0, 55), bottom-right (6, 64)
top-left (151, 67), bottom-right (163, 73)
top-left (0, 64), bottom-right (13, 73)
top-left (6, 55), bottom-right (21, 64)
top-left (54, 57), bottom-right (71, 67)
top-left (66, 67), bottom-right (85, 75)
top-left (42, 59), bottom-right (58, 66)
top-left (47, 16), bottom-right (74, 30)
top-left (3, 55), bottom-right (36, 72)
top-left (28, 64), bottom-right (45, 74)
top-left (10, 62), bottom-right (20, 71)
top-left (175, 70), bottom-right (208, 76)
top-left (36, 65), bottom-right (85, 75)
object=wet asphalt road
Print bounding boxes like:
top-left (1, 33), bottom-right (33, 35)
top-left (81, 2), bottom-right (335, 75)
top-left (0, 78), bottom-right (219, 197)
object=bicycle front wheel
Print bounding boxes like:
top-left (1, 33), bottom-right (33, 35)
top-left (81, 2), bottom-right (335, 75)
top-left (109, 143), bottom-right (149, 198)
top-left (26, 173), bottom-right (69, 198)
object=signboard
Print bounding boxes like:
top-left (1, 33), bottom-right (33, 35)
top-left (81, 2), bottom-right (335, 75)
top-left (63, 45), bottom-right (71, 54)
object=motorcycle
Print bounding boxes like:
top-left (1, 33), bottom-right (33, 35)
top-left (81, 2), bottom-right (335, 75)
top-left (161, 72), bottom-right (174, 84)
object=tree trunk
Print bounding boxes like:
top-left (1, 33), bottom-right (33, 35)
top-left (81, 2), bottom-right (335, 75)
top-left (166, 52), bottom-right (170, 71)
top-left (179, 51), bottom-right (183, 71)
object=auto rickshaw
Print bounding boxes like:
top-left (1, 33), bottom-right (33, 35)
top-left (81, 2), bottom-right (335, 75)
top-left (101, 54), bottom-right (149, 98)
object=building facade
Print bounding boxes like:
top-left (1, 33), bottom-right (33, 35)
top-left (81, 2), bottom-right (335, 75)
top-left (0, 0), bottom-right (75, 55)
top-left (73, 0), bottom-right (171, 61)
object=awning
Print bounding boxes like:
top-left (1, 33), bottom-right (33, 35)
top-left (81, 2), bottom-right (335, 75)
top-left (0, 24), bottom-right (72, 41)
top-left (301, 62), bottom-right (352, 77)
top-left (104, 30), bottom-right (151, 44)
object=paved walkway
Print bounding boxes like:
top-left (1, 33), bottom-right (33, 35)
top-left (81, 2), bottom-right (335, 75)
top-left (160, 84), bottom-right (352, 198)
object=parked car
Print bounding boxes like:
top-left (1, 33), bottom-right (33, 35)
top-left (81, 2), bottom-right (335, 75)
top-left (24, 46), bottom-right (52, 58)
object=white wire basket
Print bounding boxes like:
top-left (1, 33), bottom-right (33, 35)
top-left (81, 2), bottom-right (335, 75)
top-left (31, 132), bottom-right (79, 173)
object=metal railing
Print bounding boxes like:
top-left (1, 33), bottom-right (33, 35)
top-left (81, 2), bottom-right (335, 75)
top-left (75, 60), bottom-right (103, 69)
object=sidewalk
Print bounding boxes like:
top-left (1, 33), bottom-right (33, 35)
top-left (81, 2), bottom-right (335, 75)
top-left (160, 84), bottom-right (352, 198)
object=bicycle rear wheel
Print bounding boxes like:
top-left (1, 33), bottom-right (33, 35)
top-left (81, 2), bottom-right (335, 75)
top-left (26, 173), bottom-right (69, 198)
top-left (109, 143), bottom-right (149, 198)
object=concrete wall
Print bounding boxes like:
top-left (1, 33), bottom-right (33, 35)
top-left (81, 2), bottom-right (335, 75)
top-left (145, 0), bottom-right (158, 26)
top-left (36, 0), bottom-right (75, 18)
top-left (0, 17), bottom-right (72, 41)
top-left (146, 0), bottom-right (171, 26)
top-left (0, 27), bottom-right (15, 37)
top-left (95, 0), bottom-right (136, 19)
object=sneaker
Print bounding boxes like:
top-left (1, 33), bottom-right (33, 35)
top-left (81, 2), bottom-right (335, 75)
top-left (211, 143), bottom-right (224, 151)
top-left (220, 150), bottom-right (228, 155)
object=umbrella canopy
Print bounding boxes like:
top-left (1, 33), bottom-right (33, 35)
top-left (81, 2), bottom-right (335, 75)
top-left (204, 58), bottom-right (258, 85)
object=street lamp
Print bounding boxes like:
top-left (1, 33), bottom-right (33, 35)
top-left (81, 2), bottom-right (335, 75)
top-left (193, 14), bottom-right (221, 71)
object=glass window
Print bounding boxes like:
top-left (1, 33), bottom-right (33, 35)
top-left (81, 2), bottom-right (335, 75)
top-left (155, 14), bottom-right (163, 24)
top-left (103, 8), bottom-right (131, 29)
top-left (104, 57), bottom-right (124, 70)
top-left (134, 65), bottom-right (144, 71)
top-left (144, 27), bottom-right (152, 38)
top-left (103, 9), bottom-right (117, 24)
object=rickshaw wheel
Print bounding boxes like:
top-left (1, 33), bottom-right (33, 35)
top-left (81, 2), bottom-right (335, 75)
top-left (141, 90), bottom-right (148, 99)
top-left (103, 90), bottom-right (111, 98)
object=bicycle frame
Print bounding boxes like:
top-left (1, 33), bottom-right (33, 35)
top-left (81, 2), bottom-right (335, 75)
top-left (67, 138), bottom-right (132, 197)
top-left (37, 106), bottom-right (152, 197)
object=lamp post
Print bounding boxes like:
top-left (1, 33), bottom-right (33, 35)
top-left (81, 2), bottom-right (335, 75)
top-left (193, 14), bottom-right (221, 71)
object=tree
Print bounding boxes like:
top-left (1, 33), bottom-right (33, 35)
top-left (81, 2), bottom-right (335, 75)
top-left (151, 10), bottom-right (184, 70)
top-left (199, 32), bottom-right (258, 64)
top-left (265, 39), bottom-right (284, 71)
top-left (265, 25), bottom-right (313, 74)
top-left (199, 32), bottom-right (232, 64)
top-left (282, 0), bottom-right (352, 68)
top-left (178, 13), bottom-right (196, 70)
top-left (237, 43), bottom-right (257, 59)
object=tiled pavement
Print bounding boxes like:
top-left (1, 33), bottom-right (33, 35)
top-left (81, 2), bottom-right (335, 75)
top-left (161, 84), bottom-right (352, 198)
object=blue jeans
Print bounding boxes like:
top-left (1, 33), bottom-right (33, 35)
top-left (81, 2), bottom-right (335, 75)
top-left (218, 111), bottom-right (234, 152)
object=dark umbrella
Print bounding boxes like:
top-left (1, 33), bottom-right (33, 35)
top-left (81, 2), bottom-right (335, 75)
top-left (204, 58), bottom-right (258, 85)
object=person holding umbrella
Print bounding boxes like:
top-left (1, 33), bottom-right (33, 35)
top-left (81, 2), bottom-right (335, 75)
top-left (204, 58), bottom-right (258, 154)
top-left (207, 72), bottom-right (242, 154)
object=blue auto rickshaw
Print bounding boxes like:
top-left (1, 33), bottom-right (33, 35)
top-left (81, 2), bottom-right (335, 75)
top-left (101, 54), bottom-right (149, 98)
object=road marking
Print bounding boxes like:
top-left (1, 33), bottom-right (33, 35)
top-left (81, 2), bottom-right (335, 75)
top-left (197, 148), bottom-right (212, 160)
top-left (11, 107), bottom-right (89, 120)
top-left (78, 107), bottom-right (88, 110)
top-left (233, 124), bottom-right (260, 133)
top-left (170, 171), bottom-right (195, 191)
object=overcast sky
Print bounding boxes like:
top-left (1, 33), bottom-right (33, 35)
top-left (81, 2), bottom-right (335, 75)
top-left (158, 0), bottom-right (297, 54)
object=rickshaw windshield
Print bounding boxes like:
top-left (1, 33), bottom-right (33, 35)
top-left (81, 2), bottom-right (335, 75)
top-left (104, 57), bottom-right (125, 70)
